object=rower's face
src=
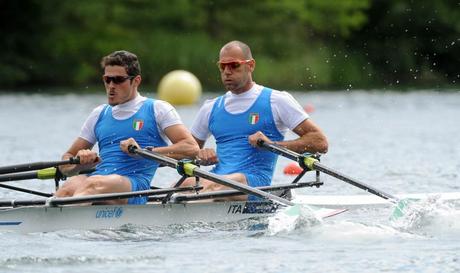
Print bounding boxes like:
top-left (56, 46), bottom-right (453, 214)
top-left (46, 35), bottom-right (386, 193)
top-left (218, 47), bottom-right (255, 94)
top-left (102, 65), bottom-right (141, 106)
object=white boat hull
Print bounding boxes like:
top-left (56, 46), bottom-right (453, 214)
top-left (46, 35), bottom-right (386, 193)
top-left (298, 192), bottom-right (460, 209)
top-left (0, 201), bottom-right (345, 233)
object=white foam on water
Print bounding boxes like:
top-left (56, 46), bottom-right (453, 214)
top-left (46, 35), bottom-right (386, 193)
top-left (267, 196), bottom-right (323, 235)
top-left (309, 220), bottom-right (423, 242)
top-left (390, 196), bottom-right (460, 236)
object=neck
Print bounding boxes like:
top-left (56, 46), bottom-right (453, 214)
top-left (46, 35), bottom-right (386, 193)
top-left (231, 81), bottom-right (254, 95)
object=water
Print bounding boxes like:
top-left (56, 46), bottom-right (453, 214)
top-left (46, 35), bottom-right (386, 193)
top-left (0, 90), bottom-right (459, 272)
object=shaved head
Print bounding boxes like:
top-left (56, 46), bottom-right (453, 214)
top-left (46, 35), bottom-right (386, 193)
top-left (220, 41), bottom-right (253, 60)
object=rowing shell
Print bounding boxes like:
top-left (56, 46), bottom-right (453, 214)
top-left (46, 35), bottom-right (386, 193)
top-left (298, 192), bottom-right (460, 209)
top-left (0, 201), bottom-right (346, 233)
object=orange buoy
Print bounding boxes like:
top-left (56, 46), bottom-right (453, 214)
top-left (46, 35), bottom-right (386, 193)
top-left (283, 162), bottom-right (303, 175)
top-left (303, 103), bottom-right (315, 114)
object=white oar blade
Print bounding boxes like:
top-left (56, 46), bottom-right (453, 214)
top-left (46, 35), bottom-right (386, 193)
top-left (268, 202), bottom-right (347, 234)
top-left (390, 195), bottom-right (459, 232)
top-left (268, 204), bottom-right (321, 234)
top-left (390, 198), bottom-right (417, 221)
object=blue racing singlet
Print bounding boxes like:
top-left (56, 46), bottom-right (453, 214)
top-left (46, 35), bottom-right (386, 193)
top-left (91, 99), bottom-right (167, 203)
top-left (209, 88), bottom-right (284, 189)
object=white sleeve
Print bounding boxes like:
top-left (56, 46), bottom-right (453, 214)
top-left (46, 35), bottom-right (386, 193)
top-left (190, 98), bottom-right (217, 141)
top-left (154, 100), bottom-right (183, 131)
top-left (79, 105), bottom-right (106, 144)
top-left (271, 91), bottom-right (309, 133)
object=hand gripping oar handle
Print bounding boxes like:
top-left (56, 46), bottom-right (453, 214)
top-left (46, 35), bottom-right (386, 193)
top-left (0, 157), bottom-right (80, 175)
top-left (127, 145), bottom-right (294, 206)
top-left (257, 140), bottom-right (399, 203)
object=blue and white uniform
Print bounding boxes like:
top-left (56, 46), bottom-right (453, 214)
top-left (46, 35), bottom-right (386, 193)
top-left (191, 84), bottom-right (309, 200)
top-left (79, 95), bottom-right (182, 204)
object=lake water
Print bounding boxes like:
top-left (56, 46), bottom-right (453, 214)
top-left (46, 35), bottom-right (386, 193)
top-left (0, 90), bottom-right (459, 273)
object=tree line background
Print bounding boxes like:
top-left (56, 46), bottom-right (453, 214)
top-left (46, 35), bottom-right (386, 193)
top-left (1, 0), bottom-right (458, 92)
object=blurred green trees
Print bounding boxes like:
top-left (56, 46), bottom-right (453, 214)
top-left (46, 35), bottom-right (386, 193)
top-left (0, 0), bottom-right (458, 91)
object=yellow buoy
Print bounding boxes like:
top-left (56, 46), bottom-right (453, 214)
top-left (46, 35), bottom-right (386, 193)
top-left (157, 70), bottom-right (202, 105)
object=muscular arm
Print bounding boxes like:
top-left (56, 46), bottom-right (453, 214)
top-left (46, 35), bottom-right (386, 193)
top-left (151, 124), bottom-right (199, 159)
top-left (248, 119), bottom-right (328, 154)
top-left (276, 119), bottom-right (328, 154)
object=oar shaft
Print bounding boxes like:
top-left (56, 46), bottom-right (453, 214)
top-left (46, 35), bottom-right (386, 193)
top-left (0, 184), bottom-right (52, 197)
top-left (171, 182), bottom-right (317, 202)
top-left (193, 168), bottom-right (294, 206)
top-left (0, 167), bottom-right (94, 183)
top-left (0, 158), bottom-right (79, 175)
top-left (259, 141), bottom-right (299, 161)
top-left (0, 171), bottom-right (41, 183)
top-left (312, 161), bottom-right (398, 202)
top-left (48, 186), bottom-right (196, 206)
top-left (129, 146), bottom-right (294, 206)
top-left (258, 140), bottom-right (399, 203)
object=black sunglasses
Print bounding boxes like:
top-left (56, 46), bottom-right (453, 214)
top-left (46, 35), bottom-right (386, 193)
top-left (102, 75), bottom-right (135, 84)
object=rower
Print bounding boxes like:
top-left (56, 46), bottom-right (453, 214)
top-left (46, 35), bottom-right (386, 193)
top-left (54, 50), bottom-right (199, 205)
top-left (179, 40), bottom-right (328, 200)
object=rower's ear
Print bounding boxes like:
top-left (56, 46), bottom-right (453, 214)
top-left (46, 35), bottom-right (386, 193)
top-left (248, 59), bottom-right (256, 72)
top-left (132, 75), bottom-right (142, 87)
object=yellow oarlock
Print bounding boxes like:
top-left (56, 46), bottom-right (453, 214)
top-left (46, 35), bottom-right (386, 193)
top-left (302, 156), bottom-right (318, 171)
top-left (183, 162), bottom-right (198, 177)
top-left (37, 167), bottom-right (57, 180)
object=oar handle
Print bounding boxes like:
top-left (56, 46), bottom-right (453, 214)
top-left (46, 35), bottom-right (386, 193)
top-left (257, 140), bottom-right (317, 170)
top-left (257, 139), bottom-right (299, 161)
top-left (0, 157), bottom-right (80, 175)
top-left (128, 145), bottom-right (176, 168)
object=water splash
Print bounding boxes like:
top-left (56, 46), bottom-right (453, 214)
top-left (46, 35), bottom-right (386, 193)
top-left (390, 196), bottom-right (460, 236)
top-left (267, 204), bottom-right (322, 235)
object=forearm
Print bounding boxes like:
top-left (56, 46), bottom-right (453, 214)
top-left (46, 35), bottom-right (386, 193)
top-left (275, 132), bottom-right (328, 154)
top-left (151, 139), bottom-right (199, 160)
top-left (61, 152), bottom-right (74, 160)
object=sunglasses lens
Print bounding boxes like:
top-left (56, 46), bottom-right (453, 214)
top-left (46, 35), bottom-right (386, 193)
top-left (103, 76), bottom-right (132, 84)
top-left (112, 76), bottom-right (126, 84)
top-left (218, 62), bottom-right (242, 71)
top-left (230, 62), bottom-right (240, 69)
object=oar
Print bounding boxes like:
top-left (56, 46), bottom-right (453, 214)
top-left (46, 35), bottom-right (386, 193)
top-left (0, 167), bottom-right (95, 197)
top-left (128, 146), bottom-right (296, 207)
top-left (0, 186), bottom-right (199, 207)
top-left (47, 186), bottom-right (198, 206)
top-left (0, 167), bottom-right (59, 183)
top-left (257, 140), bottom-right (400, 204)
top-left (258, 140), bottom-right (424, 220)
top-left (0, 167), bottom-right (94, 183)
top-left (0, 158), bottom-right (80, 175)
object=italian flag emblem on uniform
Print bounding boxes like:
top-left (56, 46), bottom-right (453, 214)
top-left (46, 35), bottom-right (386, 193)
top-left (249, 113), bottom-right (259, 125)
top-left (133, 119), bottom-right (144, 131)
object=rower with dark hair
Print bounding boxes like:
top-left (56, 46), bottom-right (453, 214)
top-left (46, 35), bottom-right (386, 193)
top-left (55, 50), bottom-right (199, 204)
